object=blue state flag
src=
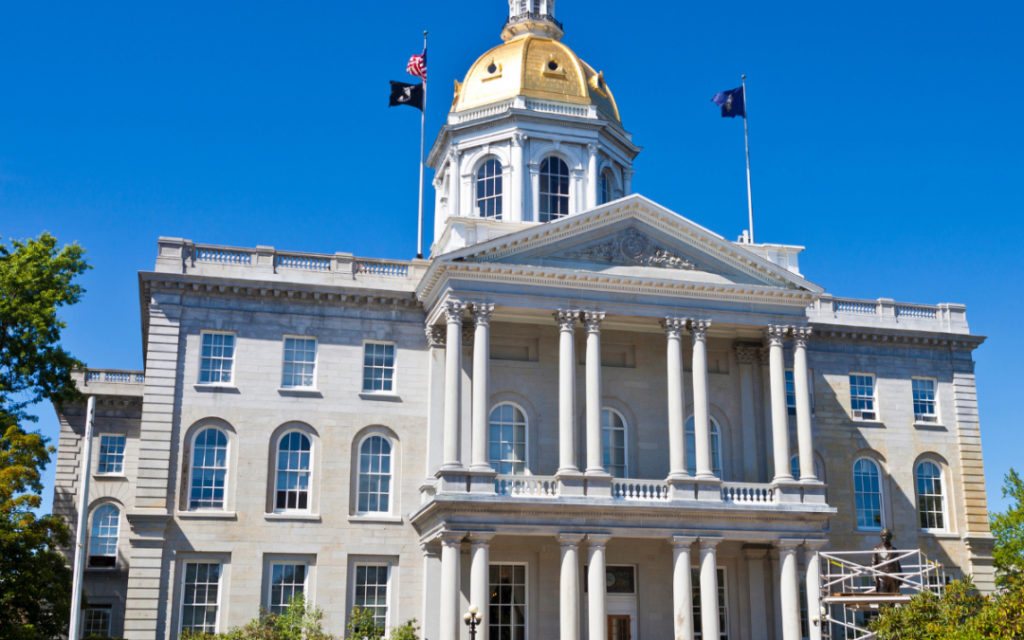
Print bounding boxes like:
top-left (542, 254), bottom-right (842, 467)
top-left (711, 86), bottom-right (745, 118)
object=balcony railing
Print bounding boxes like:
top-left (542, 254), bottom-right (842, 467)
top-left (721, 481), bottom-right (776, 504)
top-left (611, 478), bottom-right (670, 502)
top-left (494, 475), bottom-right (560, 498)
top-left (807, 294), bottom-right (969, 334)
top-left (83, 369), bottom-right (146, 384)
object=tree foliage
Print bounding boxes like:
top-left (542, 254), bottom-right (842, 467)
top-left (177, 601), bottom-right (420, 640)
top-left (992, 468), bottom-right (1024, 588)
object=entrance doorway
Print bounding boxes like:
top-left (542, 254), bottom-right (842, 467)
top-left (607, 614), bottom-right (631, 640)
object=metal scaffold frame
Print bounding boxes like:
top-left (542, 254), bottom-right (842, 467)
top-left (819, 549), bottom-right (945, 640)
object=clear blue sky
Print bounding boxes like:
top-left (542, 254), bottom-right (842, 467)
top-left (3, 1), bottom-right (1021, 514)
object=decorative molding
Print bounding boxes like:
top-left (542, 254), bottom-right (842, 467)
top-left (792, 326), bottom-right (812, 348)
top-left (471, 302), bottom-right (495, 326)
top-left (563, 228), bottom-right (696, 270)
top-left (583, 310), bottom-right (605, 333)
top-left (734, 343), bottom-right (760, 365)
top-left (688, 318), bottom-right (711, 342)
top-left (554, 309), bottom-right (579, 331)
top-left (661, 317), bottom-right (686, 339)
top-left (765, 324), bottom-right (790, 347)
top-left (444, 299), bottom-right (466, 323)
top-left (425, 325), bottom-right (446, 348)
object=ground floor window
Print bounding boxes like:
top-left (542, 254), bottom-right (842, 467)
top-left (490, 563), bottom-right (527, 640)
top-left (354, 564), bottom-right (390, 631)
top-left (181, 562), bottom-right (222, 634)
top-left (691, 567), bottom-right (728, 640)
top-left (82, 605), bottom-right (112, 638)
top-left (269, 563), bottom-right (308, 615)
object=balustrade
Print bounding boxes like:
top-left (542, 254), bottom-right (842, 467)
top-left (721, 482), bottom-right (776, 504)
top-left (610, 479), bottom-right (670, 501)
top-left (494, 475), bottom-right (560, 497)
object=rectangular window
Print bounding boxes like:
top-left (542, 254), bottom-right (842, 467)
top-left (354, 564), bottom-right (390, 631)
top-left (362, 342), bottom-right (396, 393)
top-left (181, 562), bottom-right (221, 634)
top-left (849, 374), bottom-right (876, 420)
top-left (912, 378), bottom-right (937, 422)
top-left (82, 605), bottom-right (112, 638)
top-left (282, 337), bottom-right (317, 389)
top-left (692, 567), bottom-right (728, 640)
top-left (269, 563), bottom-right (308, 615)
top-left (97, 434), bottom-right (126, 474)
top-left (490, 563), bottom-right (527, 640)
top-left (199, 332), bottom-right (235, 384)
top-left (785, 369), bottom-right (796, 416)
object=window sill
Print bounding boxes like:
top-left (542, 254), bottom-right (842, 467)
top-left (358, 392), bottom-right (402, 402)
top-left (193, 384), bottom-right (240, 394)
top-left (921, 530), bottom-right (959, 539)
top-left (94, 473), bottom-right (128, 480)
top-left (177, 510), bottom-right (238, 520)
top-left (914, 421), bottom-right (946, 430)
top-left (278, 388), bottom-right (322, 398)
top-left (85, 565), bottom-right (119, 572)
top-left (348, 514), bottom-right (403, 524)
top-left (851, 419), bottom-right (885, 427)
top-left (265, 512), bottom-right (321, 522)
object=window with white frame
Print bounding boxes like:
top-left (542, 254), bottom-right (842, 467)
top-left (82, 605), bottom-right (112, 638)
top-left (97, 434), bottom-right (126, 474)
top-left (602, 408), bottom-right (627, 477)
top-left (489, 403), bottom-right (527, 474)
top-left (489, 563), bottom-right (527, 640)
top-left (357, 436), bottom-right (392, 514)
top-left (785, 369), bottom-right (797, 416)
top-left (362, 342), bottom-right (396, 393)
top-left (538, 156), bottom-right (569, 222)
top-left (189, 428), bottom-right (228, 510)
top-left (353, 564), bottom-right (390, 631)
top-left (180, 562), bottom-right (222, 635)
top-left (916, 460), bottom-right (945, 530)
top-left (476, 158), bottom-right (503, 219)
top-left (853, 458), bottom-right (884, 530)
top-left (691, 567), bottom-right (728, 640)
top-left (268, 563), bottom-right (308, 615)
top-left (282, 337), bottom-right (317, 389)
top-left (88, 504), bottom-right (119, 568)
top-left (685, 417), bottom-right (723, 477)
top-left (275, 432), bottom-right (311, 512)
top-left (912, 378), bottom-right (937, 422)
top-left (849, 374), bottom-right (876, 420)
top-left (199, 332), bottom-right (235, 384)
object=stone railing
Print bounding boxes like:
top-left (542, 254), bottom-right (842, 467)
top-left (523, 99), bottom-right (592, 118)
top-left (448, 99), bottom-right (514, 125)
top-left (354, 259), bottom-right (410, 278)
top-left (611, 479), bottom-right (671, 502)
top-left (721, 482), bottom-right (777, 504)
top-left (807, 294), bottom-right (969, 334)
top-left (83, 369), bottom-right (146, 384)
top-left (494, 475), bottom-right (560, 498)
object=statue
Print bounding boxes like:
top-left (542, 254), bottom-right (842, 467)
top-left (871, 529), bottom-right (903, 594)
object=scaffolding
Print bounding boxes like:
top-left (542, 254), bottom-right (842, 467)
top-left (819, 549), bottom-right (945, 640)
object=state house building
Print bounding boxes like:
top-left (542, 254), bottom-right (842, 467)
top-left (53, 2), bottom-right (995, 640)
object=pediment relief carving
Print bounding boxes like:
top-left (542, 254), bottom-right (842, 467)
top-left (561, 228), bottom-right (696, 270)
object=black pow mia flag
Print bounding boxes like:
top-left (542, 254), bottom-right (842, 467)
top-left (389, 81), bottom-right (424, 110)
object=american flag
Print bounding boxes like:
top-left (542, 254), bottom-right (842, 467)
top-left (407, 49), bottom-right (427, 81)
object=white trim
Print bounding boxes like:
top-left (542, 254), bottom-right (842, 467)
top-left (848, 372), bottom-right (878, 422)
top-left (354, 433), bottom-right (396, 516)
top-left (361, 340), bottom-right (398, 394)
top-left (911, 376), bottom-right (939, 423)
top-left (488, 401), bottom-right (531, 474)
top-left (914, 458), bottom-right (948, 533)
top-left (350, 560), bottom-right (395, 634)
top-left (852, 456), bottom-right (885, 531)
top-left (263, 555), bottom-right (315, 615)
top-left (178, 559), bottom-right (225, 636)
top-left (272, 429), bottom-right (314, 515)
top-left (280, 334), bottom-right (318, 390)
top-left (186, 425), bottom-right (231, 512)
top-left (197, 330), bottom-right (236, 386)
top-left (601, 407), bottom-right (629, 478)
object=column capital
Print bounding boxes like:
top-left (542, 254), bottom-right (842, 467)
top-left (555, 309), bottom-right (580, 331)
top-left (792, 326), bottom-right (812, 347)
top-left (661, 317), bottom-right (687, 338)
top-left (419, 540), bottom-right (442, 557)
top-left (583, 310), bottom-right (605, 333)
top-left (765, 324), bottom-right (790, 346)
top-left (467, 531), bottom-right (497, 546)
top-left (698, 536), bottom-right (723, 550)
top-left (437, 530), bottom-right (466, 547)
top-left (426, 325), bottom-right (446, 348)
top-left (471, 302), bottom-right (495, 325)
top-left (511, 132), bottom-right (526, 147)
top-left (557, 533), bottom-right (586, 547)
top-left (587, 533), bottom-right (612, 547)
top-left (587, 142), bottom-right (599, 155)
top-left (735, 343), bottom-right (760, 365)
top-left (688, 318), bottom-right (712, 341)
top-left (777, 537), bottom-right (803, 551)
top-left (671, 535), bottom-right (699, 549)
top-left (444, 299), bottom-right (466, 323)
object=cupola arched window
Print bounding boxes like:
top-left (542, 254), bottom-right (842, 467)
top-left (600, 168), bottom-right (615, 205)
top-left (539, 157), bottom-right (570, 222)
top-left (685, 417), bottom-right (722, 477)
top-left (476, 158), bottom-right (503, 219)
top-left (602, 408), bottom-right (627, 477)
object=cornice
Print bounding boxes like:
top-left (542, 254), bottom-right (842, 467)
top-left (810, 325), bottom-right (986, 349)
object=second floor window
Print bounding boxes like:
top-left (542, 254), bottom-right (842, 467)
top-left (97, 434), bottom-right (126, 474)
top-left (539, 157), bottom-right (570, 222)
top-left (849, 374), bottom-right (876, 420)
top-left (190, 428), bottom-right (228, 510)
top-left (602, 408), bottom-right (627, 477)
top-left (912, 378), bottom-right (937, 422)
top-left (853, 458), bottom-right (883, 530)
top-left (88, 504), bottom-right (120, 567)
top-left (489, 403), bottom-right (527, 474)
top-left (199, 332), bottom-right (235, 384)
top-left (357, 436), bottom-right (392, 514)
top-left (363, 343), bottom-right (395, 393)
top-left (282, 337), bottom-right (317, 389)
top-left (275, 432), bottom-right (311, 512)
top-left (476, 158), bottom-right (503, 219)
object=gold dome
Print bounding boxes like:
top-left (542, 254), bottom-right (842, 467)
top-left (451, 34), bottom-right (621, 123)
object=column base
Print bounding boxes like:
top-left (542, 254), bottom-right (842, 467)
top-left (466, 467), bottom-right (498, 494)
top-left (799, 479), bottom-right (828, 504)
top-left (584, 471), bottom-right (613, 498)
top-left (774, 479), bottom-right (806, 504)
top-left (667, 475), bottom-right (697, 501)
top-left (556, 469), bottom-right (586, 496)
top-left (435, 467), bottom-right (469, 493)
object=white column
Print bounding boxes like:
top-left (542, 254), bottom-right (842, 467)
top-left (587, 534), bottom-right (611, 640)
top-left (529, 162), bottom-right (540, 223)
top-left (744, 547), bottom-right (769, 640)
top-left (690, 319), bottom-right (714, 479)
top-left (779, 540), bottom-right (802, 640)
top-left (663, 318), bottom-right (688, 479)
top-left (469, 533), bottom-right (494, 640)
top-left (672, 536), bottom-right (697, 640)
top-left (767, 325), bottom-right (793, 482)
top-left (805, 541), bottom-right (825, 640)
top-left (509, 134), bottom-right (525, 223)
top-left (793, 327), bottom-right (817, 481)
top-left (556, 310), bottom-right (579, 474)
top-left (736, 345), bottom-right (760, 482)
top-left (587, 143), bottom-right (599, 209)
top-left (584, 311), bottom-right (606, 475)
top-left (439, 531), bottom-right (464, 640)
top-left (699, 538), bottom-right (721, 640)
top-left (442, 301), bottom-right (466, 470)
top-left (471, 303), bottom-right (495, 471)
top-left (623, 168), bottom-right (634, 195)
top-left (449, 151), bottom-right (461, 218)
top-left (558, 533), bottom-right (584, 640)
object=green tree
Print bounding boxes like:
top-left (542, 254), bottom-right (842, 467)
top-left (991, 468), bottom-right (1024, 588)
top-left (870, 578), bottom-right (1024, 640)
top-left (0, 233), bottom-right (89, 639)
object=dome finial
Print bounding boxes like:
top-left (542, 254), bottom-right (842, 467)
top-left (503, 0), bottom-right (563, 41)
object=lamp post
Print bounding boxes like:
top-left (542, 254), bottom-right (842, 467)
top-left (463, 604), bottom-right (483, 640)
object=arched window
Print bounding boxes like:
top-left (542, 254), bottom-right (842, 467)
top-left (189, 428), bottom-right (228, 510)
top-left (489, 403), bottom-right (527, 474)
top-left (88, 504), bottom-right (119, 567)
top-left (602, 408), bottom-right (627, 477)
top-left (358, 436), bottom-right (392, 514)
top-left (853, 458), bottom-right (884, 530)
top-left (476, 158), bottom-right (503, 219)
top-left (275, 431), bottom-right (311, 512)
top-left (916, 460), bottom-right (945, 530)
top-left (685, 417), bottom-right (722, 477)
top-left (790, 454), bottom-right (825, 481)
top-left (600, 168), bottom-right (615, 205)
top-left (539, 157), bottom-right (570, 222)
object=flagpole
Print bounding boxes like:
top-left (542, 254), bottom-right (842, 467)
top-left (416, 30), bottom-right (428, 259)
top-left (741, 74), bottom-right (754, 244)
